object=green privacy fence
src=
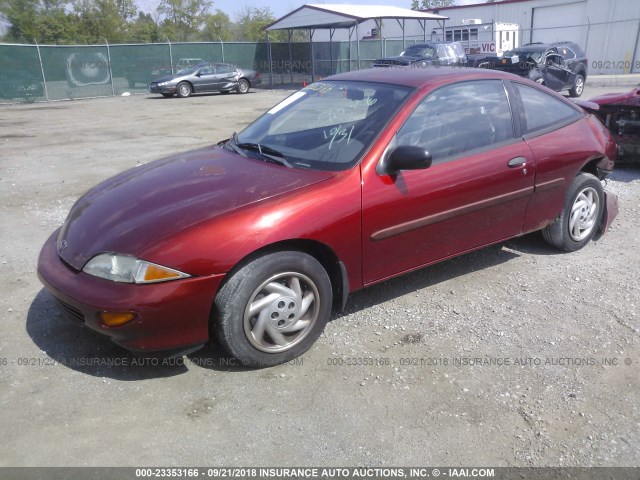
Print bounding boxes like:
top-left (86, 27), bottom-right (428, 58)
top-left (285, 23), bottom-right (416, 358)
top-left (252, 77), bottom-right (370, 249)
top-left (0, 39), bottom-right (418, 103)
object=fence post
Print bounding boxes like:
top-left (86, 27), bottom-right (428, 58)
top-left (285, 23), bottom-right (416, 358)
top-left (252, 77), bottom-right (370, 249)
top-left (105, 39), bottom-right (115, 96)
top-left (34, 40), bottom-right (49, 102)
top-left (167, 38), bottom-right (174, 74)
top-left (219, 37), bottom-right (225, 62)
top-left (266, 31), bottom-right (273, 88)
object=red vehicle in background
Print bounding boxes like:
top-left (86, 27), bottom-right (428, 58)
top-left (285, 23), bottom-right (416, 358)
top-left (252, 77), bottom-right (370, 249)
top-left (38, 67), bottom-right (618, 367)
top-left (590, 87), bottom-right (640, 162)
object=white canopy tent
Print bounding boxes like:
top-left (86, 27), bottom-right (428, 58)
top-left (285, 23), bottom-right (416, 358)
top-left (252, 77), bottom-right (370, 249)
top-left (264, 4), bottom-right (449, 85)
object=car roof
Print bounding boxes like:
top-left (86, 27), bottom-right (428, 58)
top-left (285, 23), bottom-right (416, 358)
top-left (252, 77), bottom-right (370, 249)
top-left (328, 67), bottom-right (521, 89)
top-left (408, 41), bottom-right (459, 47)
top-left (518, 41), bottom-right (581, 50)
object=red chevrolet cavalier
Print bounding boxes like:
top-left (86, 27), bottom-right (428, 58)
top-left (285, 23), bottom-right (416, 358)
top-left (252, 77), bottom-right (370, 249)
top-left (38, 68), bottom-right (618, 367)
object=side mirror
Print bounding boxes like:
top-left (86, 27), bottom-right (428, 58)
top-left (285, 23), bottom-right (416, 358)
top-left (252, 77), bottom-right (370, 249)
top-left (386, 145), bottom-right (432, 173)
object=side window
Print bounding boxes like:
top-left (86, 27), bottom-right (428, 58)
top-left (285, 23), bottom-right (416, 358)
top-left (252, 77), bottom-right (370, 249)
top-left (199, 67), bottom-right (214, 75)
top-left (560, 47), bottom-right (575, 60)
top-left (396, 80), bottom-right (514, 163)
top-left (512, 82), bottom-right (581, 134)
top-left (216, 64), bottom-right (235, 74)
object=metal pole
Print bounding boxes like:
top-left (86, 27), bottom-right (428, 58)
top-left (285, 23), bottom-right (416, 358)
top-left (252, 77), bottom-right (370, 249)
top-left (356, 23), bottom-right (360, 70)
top-left (167, 38), bottom-right (174, 74)
top-left (329, 28), bottom-right (334, 75)
top-left (378, 19), bottom-right (383, 58)
top-left (34, 40), bottom-right (49, 102)
top-left (631, 19), bottom-right (640, 73)
top-left (348, 25), bottom-right (353, 71)
top-left (219, 37), bottom-right (224, 62)
top-left (33, 38), bottom-right (49, 102)
top-left (105, 39), bottom-right (115, 96)
top-left (310, 29), bottom-right (316, 83)
top-left (288, 29), bottom-right (294, 85)
top-left (266, 31), bottom-right (273, 88)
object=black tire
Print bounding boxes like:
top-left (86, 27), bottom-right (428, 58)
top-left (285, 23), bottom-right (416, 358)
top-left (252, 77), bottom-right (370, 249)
top-left (236, 78), bottom-right (250, 94)
top-left (176, 82), bottom-right (192, 98)
top-left (214, 251), bottom-right (332, 367)
top-left (542, 172), bottom-right (604, 252)
top-left (569, 74), bottom-right (585, 97)
top-left (161, 93), bottom-right (173, 98)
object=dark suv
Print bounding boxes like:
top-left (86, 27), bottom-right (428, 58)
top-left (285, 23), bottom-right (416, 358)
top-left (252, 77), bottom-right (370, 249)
top-left (494, 41), bottom-right (588, 97)
top-left (373, 41), bottom-right (468, 68)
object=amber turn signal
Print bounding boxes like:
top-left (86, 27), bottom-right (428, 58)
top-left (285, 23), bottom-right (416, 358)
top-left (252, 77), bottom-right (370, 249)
top-left (99, 311), bottom-right (136, 327)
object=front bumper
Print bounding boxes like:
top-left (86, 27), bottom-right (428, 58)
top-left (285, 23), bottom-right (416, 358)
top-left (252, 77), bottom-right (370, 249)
top-left (37, 230), bottom-right (225, 353)
top-left (601, 191), bottom-right (619, 234)
top-left (148, 83), bottom-right (177, 94)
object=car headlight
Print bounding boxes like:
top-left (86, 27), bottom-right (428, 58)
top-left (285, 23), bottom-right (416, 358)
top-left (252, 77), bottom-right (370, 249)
top-left (83, 253), bottom-right (190, 284)
top-left (157, 81), bottom-right (169, 86)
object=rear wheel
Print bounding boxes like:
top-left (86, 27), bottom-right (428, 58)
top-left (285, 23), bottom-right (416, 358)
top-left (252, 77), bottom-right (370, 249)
top-left (542, 172), bottom-right (604, 251)
top-left (176, 82), bottom-right (192, 98)
top-left (236, 79), bottom-right (250, 94)
top-left (569, 74), bottom-right (584, 97)
top-left (214, 251), bottom-right (332, 367)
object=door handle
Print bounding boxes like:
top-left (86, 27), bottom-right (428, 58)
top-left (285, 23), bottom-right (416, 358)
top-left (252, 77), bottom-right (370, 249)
top-left (507, 157), bottom-right (527, 168)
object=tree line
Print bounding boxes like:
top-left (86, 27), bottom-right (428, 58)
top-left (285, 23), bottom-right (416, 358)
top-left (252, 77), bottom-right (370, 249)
top-left (0, 0), bottom-right (291, 44)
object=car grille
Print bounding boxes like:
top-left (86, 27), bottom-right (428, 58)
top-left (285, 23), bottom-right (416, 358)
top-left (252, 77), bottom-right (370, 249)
top-left (149, 83), bottom-right (158, 93)
top-left (54, 298), bottom-right (85, 325)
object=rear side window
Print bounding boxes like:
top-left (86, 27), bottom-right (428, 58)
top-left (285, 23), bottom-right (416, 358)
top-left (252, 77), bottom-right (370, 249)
top-left (560, 47), bottom-right (576, 60)
top-left (512, 83), bottom-right (581, 134)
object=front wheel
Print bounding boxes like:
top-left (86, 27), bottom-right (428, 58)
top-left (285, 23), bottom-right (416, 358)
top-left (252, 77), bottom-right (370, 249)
top-left (542, 172), bottom-right (604, 252)
top-left (214, 251), bottom-right (332, 367)
top-left (236, 79), bottom-right (250, 94)
top-left (569, 74), bottom-right (584, 97)
top-left (176, 82), bottom-right (192, 98)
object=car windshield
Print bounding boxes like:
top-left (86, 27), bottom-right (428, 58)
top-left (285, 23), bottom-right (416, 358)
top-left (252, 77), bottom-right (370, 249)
top-left (234, 81), bottom-right (413, 171)
top-left (401, 45), bottom-right (436, 58)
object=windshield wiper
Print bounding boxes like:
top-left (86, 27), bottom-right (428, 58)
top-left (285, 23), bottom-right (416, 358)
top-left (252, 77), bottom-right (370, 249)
top-left (235, 141), bottom-right (293, 168)
top-left (223, 132), bottom-right (247, 157)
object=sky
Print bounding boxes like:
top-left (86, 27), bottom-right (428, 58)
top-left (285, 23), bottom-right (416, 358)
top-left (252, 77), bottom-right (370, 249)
top-left (137, 0), bottom-right (480, 21)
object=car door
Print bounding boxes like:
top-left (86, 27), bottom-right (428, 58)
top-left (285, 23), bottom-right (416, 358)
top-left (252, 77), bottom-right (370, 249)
top-left (192, 66), bottom-right (217, 92)
top-left (361, 79), bottom-right (535, 284)
top-left (539, 52), bottom-right (576, 91)
top-left (212, 64), bottom-right (239, 92)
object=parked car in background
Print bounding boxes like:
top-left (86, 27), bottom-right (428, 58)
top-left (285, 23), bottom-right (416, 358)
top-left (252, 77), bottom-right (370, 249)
top-left (148, 62), bottom-right (260, 98)
top-left (127, 57), bottom-right (206, 88)
top-left (493, 41), bottom-right (588, 97)
top-left (374, 41), bottom-right (467, 68)
top-left (39, 68), bottom-right (618, 367)
top-left (590, 87), bottom-right (640, 162)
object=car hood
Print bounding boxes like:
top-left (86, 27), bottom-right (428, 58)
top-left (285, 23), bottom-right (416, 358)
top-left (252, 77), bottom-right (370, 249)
top-left (374, 56), bottom-right (416, 66)
top-left (589, 88), bottom-right (640, 106)
top-left (151, 74), bottom-right (185, 83)
top-left (57, 146), bottom-right (336, 270)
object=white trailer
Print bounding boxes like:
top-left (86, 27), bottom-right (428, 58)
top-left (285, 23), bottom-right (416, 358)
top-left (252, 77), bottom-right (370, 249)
top-left (442, 20), bottom-right (520, 57)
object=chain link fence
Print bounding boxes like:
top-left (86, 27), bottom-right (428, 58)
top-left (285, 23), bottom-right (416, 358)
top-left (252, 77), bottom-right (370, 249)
top-left (2, 17), bottom-right (638, 104)
top-left (0, 39), bottom-right (429, 103)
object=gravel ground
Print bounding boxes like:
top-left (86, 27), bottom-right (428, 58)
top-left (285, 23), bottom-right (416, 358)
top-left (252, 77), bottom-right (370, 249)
top-left (0, 82), bottom-right (638, 468)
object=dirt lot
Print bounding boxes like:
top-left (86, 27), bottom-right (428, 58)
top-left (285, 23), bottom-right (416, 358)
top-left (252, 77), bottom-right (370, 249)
top-left (0, 81), bottom-right (639, 468)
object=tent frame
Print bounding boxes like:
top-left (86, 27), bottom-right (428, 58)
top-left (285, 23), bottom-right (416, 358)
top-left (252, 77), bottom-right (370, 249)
top-left (264, 4), bottom-right (448, 87)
